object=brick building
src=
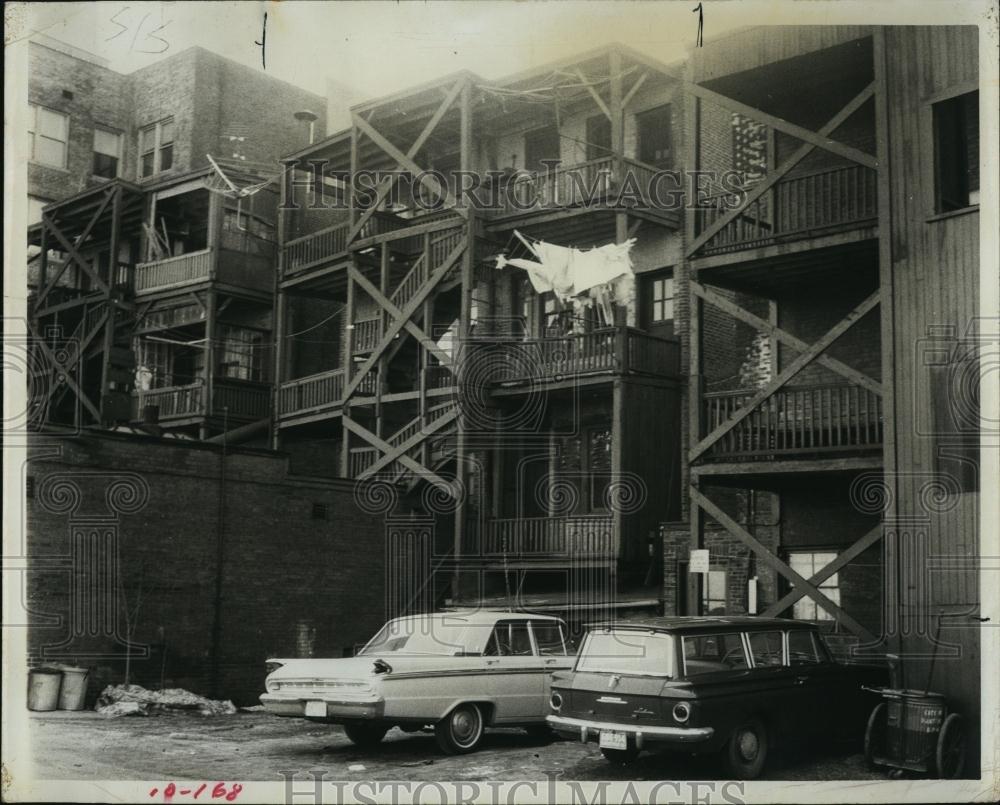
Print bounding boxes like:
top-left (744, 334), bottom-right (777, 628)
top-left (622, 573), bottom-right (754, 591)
top-left (24, 431), bottom-right (388, 704)
top-left (27, 36), bottom-right (326, 438)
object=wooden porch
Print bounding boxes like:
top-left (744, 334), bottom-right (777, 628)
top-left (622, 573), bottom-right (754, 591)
top-left (132, 379), bottom-right (271, 424)
top-left (481, 515), bottom-right (615, 559)
top-left (490, 327), bottom-right (680, 389)
top-left (694, 164), bottom-right (878, 257)
top-left (701, 382), bottom-right (883, 459)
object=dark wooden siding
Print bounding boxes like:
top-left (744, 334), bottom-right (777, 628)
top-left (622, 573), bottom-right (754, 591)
top-left (881, 25), bottom-right (980, 758)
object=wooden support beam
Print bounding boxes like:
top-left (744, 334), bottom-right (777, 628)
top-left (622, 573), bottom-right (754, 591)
top-left (690, 486), bottom-right (876, 642)
top-left (621, 71), bottom-right (649, 110)
top-left (763, 523), bottom-right (884, 617)
top-left (360, 408), bottom-right (458, 478)
top-left (343, 239), bottom-right (465, 400)
top-left (348, 267), bottom-right (453, 366)
top-left (686, 81), bottom-right (878, 170)
top-left (690, 289), bottom-right (881, 461)
top-left (576, 68), bottom-right (611, 120)
top-left (343, 414), bottom-right (457, 495)
top-left (691, 281), bottom-right (883, 395)
top-left (30, 321), bottom-right (102, 422)
top-left (686, 83), bottom-right (876, 257)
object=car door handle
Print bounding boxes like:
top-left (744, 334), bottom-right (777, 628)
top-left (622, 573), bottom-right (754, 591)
top-left (485, 659), bottom-right (499, 666)
top-left (795, 675), bottom-right (809, 685)
top-left (544, 658), bottom-right (558, 665)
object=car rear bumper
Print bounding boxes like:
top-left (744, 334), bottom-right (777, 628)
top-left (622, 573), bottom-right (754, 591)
top-left (260, 693), bottom-right (385, 721)
top-left (547, 714), bottom-right (714, 748)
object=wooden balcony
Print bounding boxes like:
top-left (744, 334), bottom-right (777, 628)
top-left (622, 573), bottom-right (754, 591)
top-left (212, 379), bottom-right (271, 419)
top-left (482, 516), bottom-right (615, 558)
top-left (134, 250), bottom-right (213, 294)
top-left (694, 164), bottom-right (877, 257)
top-left (276, 368), bottom-right (378, 421)
top-left (132, 383), bottom-right (204, 420)
top-left (490, 327), bottom-right (680, 388)
top-left (701, 383), bottom-right (883, 460)
top-left (484, 156), bottom-right (679, 227)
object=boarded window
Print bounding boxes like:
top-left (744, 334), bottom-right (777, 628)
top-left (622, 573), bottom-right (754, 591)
top-left (934, 91), bottom-right (979, 211)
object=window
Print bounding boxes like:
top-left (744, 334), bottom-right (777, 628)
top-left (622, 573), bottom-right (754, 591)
top-left (931, 346), bottom-right (979, 493)
top-left (93, 127), bottom-right (122, 179)
top-left (682, 632), bottom-right (748, 675)
top-left (585, 114), bottom-right (612, 161)
top-left (933, 91), bottom-right (979, 211)
top-left (484, 621), bottom-right (534, 656)
top-left (524, 125), bottom-right (560, 172)
top-left (578, 630), bottom-right (675, 677)
top-left (217, 325), bottom-right (265, 381)
top-left (28, 104), bottom-right (69, 168)
top-left (650, 276), bottom-right (674, 323)
top-left (701, 569), bottom-right (727, 615)
top-left (788, 630), bottom-right (822, 666)
top-left (139, 118), bottom-right (175, 178)
top-left (788, 552), bottom-right (840, 621)
top-left (531, 621), bottom-right (567, 656)
top-left (748, 631), bottom-right (784, 667)
top-left (637, 104), bottom-right (673, 169)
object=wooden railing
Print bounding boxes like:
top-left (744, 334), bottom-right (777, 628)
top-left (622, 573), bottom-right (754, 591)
top-left (483, 516), bottom-right (615, 557)
top-left (695, 164), bottom-right (877, 255)
top-left (492, 327), bottom-right (679, 383)
top-left (212, 380), bottom-right (271, 419)
top-left (277, 368), bottom-right (377, 418)
top-left (350, 403), bottom-right (458, 480)
top-left (702, 383), bottom-right (884, 457)
top-left (133, 383), bottom-right (204, 419)
top-left (135, 249), bottom-right (213, 293)
top-left (352, 318), bottom-right (382, 353)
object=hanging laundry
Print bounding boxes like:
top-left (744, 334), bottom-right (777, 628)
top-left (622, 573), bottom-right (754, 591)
top-left (495, 230), bottom-right (636, 324)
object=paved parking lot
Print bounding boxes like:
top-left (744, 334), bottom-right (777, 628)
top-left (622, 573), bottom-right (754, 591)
top-left (27, 710), bottom-right (881, 783)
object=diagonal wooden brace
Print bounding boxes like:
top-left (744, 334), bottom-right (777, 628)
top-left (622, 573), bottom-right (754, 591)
top-left (690, 486), bottom-right (876, 643)
top-left (359, 408), bottom-right (458, 479)
top-left (687, 82), bottom-right (876, 257)
top-left (690, 289), bottom-right (881, 461)
top-left (763, 523), bottom-right (884, 618)
top-left (691, 281), bottom-right (882, 395)
top-left (343, 414), bottom-right (457, 496)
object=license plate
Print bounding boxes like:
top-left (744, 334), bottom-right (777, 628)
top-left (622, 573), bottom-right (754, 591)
top-left (599, 730), bottom-right (627, 750)
top-left (304, 701), bottom-right (326, 718)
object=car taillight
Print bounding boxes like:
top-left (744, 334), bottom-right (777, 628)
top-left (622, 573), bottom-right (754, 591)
top-left (550, 691), bottom-right (563, 711)
top-left (672, 701), bottom-right (691, 723)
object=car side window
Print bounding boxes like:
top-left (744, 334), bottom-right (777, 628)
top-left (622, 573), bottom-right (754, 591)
top-left (682, 632), bottom-right (748, 675)
top-left (531, 621), bottom-right (566, 655)
top-left (788, 630), bottom-right (822, 665)
top-left (748, 631), bottom-right (784, 667)
top-left (488, 621), bottom-right (535, 656)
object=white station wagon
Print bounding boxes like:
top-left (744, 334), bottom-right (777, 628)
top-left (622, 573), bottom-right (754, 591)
top-left (260, 610), bottom-right (574, 753)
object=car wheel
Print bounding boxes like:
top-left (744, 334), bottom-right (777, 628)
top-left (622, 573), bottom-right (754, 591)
top-left (601, 746), bottom-right (640, 765)
top-left (721, 718), bottom-right (768, 779)
top-left (343, 721), bottom-right (388, 749)
top-left (934, 713), bottom-right (965, 779)
top-left (863, 703), bottom-right (887, 771)
top-left (435, 703), bottom-right (484, 754)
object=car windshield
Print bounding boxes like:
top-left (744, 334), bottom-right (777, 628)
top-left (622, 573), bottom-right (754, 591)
top-left (358, 619), bottom-right (489, 656)
top-left (575, 630), bottom-right (675, 677)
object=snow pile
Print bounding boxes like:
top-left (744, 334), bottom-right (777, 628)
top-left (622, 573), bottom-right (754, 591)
top-left (95, 684), bottom-right (237, 717)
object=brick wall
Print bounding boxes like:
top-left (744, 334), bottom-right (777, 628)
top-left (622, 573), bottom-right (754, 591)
top-left (25, 431), bottom-right (387, 705)
top-left (28, 42), bottom-right (132, 202)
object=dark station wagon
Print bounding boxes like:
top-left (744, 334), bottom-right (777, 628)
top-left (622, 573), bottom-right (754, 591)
top-left (546, 616), bottom-right (887, 778)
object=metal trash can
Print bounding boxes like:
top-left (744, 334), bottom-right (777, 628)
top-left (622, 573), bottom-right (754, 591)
top-left (57, 666), bottom-right (89, 711)
top-left (885, 690), bottom-right (946, 772)
top-left (27, 668), bottom-right (63, 711)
